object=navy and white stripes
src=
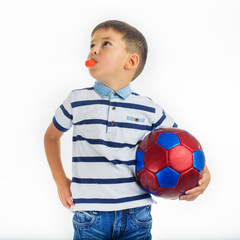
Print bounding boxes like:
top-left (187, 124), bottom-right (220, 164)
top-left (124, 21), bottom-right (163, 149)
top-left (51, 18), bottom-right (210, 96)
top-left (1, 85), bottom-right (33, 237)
top-left (72, 156), bottom-right (136, 165)
top-left (53, 81), bottom-right (177, 211)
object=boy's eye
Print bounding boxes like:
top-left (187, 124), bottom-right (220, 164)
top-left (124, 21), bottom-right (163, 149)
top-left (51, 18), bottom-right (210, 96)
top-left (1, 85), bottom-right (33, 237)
top-left (90, 41), bottom-right (111, 49)
top-left (103, 41), bottom-right (111, 46)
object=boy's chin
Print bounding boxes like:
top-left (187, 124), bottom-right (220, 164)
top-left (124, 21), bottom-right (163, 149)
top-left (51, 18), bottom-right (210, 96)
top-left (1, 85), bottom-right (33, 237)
top-left (89, 71), bottom-right (99, 80)
top-left (89, 72), bottom-right (106, 83)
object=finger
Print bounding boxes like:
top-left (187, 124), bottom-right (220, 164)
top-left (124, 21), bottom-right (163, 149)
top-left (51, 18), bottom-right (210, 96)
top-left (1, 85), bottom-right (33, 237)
top-left (186, 180), bottom-right (208, 194)
top-left (199, 168), bottom-right (211, 186)
top-left (66, 195), bottom-right (75, 206)
top-left (180, 193), bottom-right (198, 201)
top-left (181, 186), bottom-right (205, 200)
top-left (59, 194), bottom-right (71, 208)
top-left (185, 186), bottom-right (202, 195)
top-left (61, 197), bottom-right (71, 208)
top-left (198, 178), bottom-right (204, 186)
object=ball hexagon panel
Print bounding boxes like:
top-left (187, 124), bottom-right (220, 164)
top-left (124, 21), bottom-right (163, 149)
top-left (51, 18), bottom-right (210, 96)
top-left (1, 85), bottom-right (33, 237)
top-left (177, 131), bottom-right (201, 152)
top-left (144, 144), bottom-right (167, 173)
top-left (138, 131), bottom-right (160, 151)
top-left (156, 167), bottom-right (180, 188)
top-left (155, 187), bottom-right (182, 199)
top-left (193, 150), bottom-right (205, 173)
top-left (156, 132), bottom-right (180, 150)
top-left (137, 168), bottom-right (159, 193)
top-left (168, 145), bottom-right (193, 173)
top-left (176, 168), bottom-right (200, 192)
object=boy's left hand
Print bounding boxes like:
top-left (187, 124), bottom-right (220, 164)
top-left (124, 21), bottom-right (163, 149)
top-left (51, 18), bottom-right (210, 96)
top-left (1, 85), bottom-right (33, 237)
top-left (179, 165), bottom-right (211, 201)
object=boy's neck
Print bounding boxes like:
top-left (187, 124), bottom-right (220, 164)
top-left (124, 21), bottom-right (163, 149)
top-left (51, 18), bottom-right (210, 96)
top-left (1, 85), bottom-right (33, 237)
top-left (98, 79), bottom-right (131, 91)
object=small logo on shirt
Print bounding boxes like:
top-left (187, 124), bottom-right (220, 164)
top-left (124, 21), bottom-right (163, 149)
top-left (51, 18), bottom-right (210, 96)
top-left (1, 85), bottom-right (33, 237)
top-left (127, 116), bottom-right (145, 123)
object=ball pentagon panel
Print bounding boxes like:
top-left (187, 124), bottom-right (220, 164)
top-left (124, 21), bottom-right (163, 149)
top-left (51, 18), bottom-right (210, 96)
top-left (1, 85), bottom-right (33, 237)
top-left (156, 132), bottom-right (180, 150)
top-left (156, 167), bottom-right (180, 188)
top-left (193, 150), bottom-right (205, 173)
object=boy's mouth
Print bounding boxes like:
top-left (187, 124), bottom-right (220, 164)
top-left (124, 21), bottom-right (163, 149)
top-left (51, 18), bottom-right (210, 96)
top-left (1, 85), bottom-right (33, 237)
top-left (85, 59), bottom-right (97, 67)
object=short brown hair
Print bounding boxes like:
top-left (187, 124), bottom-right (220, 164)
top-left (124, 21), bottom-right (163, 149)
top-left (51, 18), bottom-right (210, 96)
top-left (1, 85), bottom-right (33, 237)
top-left (91, 20), bottom-right (148, 81)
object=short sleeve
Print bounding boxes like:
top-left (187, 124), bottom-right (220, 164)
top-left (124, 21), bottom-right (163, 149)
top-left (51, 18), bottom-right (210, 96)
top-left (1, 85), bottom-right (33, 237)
top-left (152, 102), bottom-right (178, 130)
top-left (52, 92), bottom-right (73, 132)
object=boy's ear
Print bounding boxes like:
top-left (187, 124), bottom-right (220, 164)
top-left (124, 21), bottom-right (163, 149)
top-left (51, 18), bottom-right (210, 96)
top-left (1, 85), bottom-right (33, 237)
top-left (124, 54), bottom-right (139, 70)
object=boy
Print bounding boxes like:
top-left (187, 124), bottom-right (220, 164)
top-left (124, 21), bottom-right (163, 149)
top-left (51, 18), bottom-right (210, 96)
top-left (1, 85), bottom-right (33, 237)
top-left (44, 20), bottom-right (210, 240)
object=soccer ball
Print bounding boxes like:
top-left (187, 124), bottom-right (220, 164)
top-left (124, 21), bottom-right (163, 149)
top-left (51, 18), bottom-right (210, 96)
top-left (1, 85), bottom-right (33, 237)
top-left (136, 128), bottom-right (205, 199)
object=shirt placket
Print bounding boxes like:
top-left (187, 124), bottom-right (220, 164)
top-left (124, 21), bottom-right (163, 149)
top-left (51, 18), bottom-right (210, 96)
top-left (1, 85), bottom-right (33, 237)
top-left (107, 92), bottom-right (118, 134)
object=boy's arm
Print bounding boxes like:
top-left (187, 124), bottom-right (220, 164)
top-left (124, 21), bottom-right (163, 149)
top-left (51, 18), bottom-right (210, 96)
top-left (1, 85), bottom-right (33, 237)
top-left (44, 122), bottom-right (75, 209)
top-left (179, 165), bottom-right (211, 201)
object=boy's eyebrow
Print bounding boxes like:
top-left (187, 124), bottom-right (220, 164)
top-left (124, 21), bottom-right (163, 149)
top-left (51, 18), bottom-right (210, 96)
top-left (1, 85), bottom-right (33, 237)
top-left (91, 37), bottom-right (115, 43)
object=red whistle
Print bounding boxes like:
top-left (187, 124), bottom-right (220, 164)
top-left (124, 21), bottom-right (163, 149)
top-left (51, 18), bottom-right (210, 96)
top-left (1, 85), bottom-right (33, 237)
top-left (85, 59), bottom-right (96, 67)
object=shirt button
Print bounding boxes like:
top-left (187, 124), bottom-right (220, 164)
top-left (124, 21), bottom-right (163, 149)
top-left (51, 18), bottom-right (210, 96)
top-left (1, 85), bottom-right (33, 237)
top-left (114, 93), bottom-right (118, 96)
top-left (112, 106), bottom-right (116, 110)
top-left (111, 121), bottom-right (115, 125)
top-left (135, 118), bottom-right (139, 122)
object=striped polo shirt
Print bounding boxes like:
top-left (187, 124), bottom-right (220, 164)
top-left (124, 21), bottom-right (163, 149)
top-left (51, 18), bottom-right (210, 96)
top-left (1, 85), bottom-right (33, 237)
top-left (53, 81), bottom-right (178, 211)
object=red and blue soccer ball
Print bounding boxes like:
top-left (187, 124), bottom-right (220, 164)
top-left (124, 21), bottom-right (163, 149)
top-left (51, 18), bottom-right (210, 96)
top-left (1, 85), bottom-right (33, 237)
top-left (136, 128), bottom-right (205, 199)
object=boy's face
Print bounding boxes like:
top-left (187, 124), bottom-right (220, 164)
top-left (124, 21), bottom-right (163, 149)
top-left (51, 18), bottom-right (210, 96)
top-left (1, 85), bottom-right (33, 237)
top-left (87, 28), bottom-right (130, 84)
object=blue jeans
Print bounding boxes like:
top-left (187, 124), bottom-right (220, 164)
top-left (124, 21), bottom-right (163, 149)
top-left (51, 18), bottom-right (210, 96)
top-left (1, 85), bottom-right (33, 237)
top-left (73, 205), bottom-right (152, 240)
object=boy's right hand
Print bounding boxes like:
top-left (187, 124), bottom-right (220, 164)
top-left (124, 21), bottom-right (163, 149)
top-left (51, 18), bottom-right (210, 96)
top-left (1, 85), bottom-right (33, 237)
top-left (56, 177), bottom-right (75, 209)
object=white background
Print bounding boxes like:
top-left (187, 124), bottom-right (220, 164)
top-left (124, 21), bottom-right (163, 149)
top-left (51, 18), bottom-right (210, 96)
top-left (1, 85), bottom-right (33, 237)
top-left (0, 0), bottom-right (240, 239)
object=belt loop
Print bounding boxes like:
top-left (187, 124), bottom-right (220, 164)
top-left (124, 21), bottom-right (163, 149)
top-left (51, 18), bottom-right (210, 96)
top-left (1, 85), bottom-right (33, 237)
top-left (129, 207), bottom-right (134, 214)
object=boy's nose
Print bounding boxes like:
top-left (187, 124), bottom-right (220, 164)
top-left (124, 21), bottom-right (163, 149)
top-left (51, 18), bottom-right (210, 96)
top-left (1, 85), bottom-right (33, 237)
top-left (91, 46), bottom-right (99, 55)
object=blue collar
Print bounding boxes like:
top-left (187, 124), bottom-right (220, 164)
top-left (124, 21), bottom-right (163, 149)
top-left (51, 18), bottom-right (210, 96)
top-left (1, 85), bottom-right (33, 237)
top-left (93, 81), bottom-right (132, 99)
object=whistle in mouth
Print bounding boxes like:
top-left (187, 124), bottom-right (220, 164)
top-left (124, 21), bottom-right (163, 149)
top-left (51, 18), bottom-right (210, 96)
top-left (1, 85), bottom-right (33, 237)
top-left (85, 59), bottom-right (96, 67)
